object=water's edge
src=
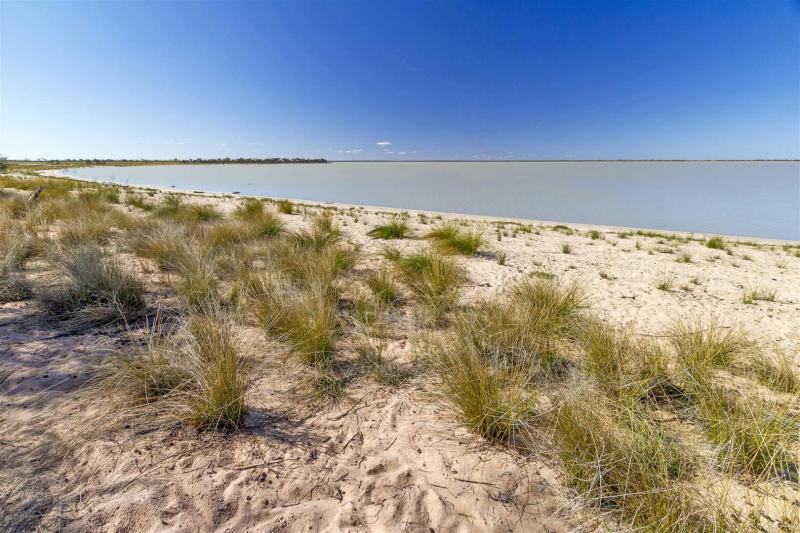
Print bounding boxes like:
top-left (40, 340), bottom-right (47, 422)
top-left (46, 169), bottom-right (799, 245)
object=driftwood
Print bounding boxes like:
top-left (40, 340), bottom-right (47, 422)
top-left (27, 187), bottom-right (43, 203)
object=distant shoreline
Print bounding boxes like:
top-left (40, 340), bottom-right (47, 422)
top-left (333, 159), bottom-right (800, 163)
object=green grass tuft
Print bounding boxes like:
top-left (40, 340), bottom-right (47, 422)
top-left (424, 223), bottom-right (484, 255)
top-left (367, 218), bottom-right (413, 239)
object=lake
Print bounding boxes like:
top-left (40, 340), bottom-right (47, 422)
top-left (61, 162), bottom-right (799, 241)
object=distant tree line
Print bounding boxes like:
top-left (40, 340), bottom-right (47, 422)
top-left (9, 157), bottom-right (328, 165)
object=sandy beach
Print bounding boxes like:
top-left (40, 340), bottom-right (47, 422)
top-left (2, 175), bottom-right (799, 531)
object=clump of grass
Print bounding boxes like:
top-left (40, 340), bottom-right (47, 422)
top-left (424, 223), bottom-right (484, 255)
top-left (182, 313), bottom-right (249, 428)
top-left (580, 322), bottom-right (678, 403)
top-left (706, 236), bottom-right (726, 250)
top-left (0, 219), bottom-right (34, 302)
top-left (656, 276), bottom-right (673, 291)
top-left (266, 235), bottom-right (356, 287)
top-left (561, 243), bottom-right (572, 254)
top-left (747, 351), bottom-right (800, 393)
top-left (198, 221), bottom-right (255, 252)
top-left (174, 247), bottom-right (220, 310)
top-left (697, 383), bottom-right (797, 479)
top-left (365, 269), bottom-right (401, 305)
top-left (0, 218), bottom-right (37, 268)
top-left (553, 394), bottom-right (713, 530)
top-left (742, 286), bottom-right (776, 304)
top-left (386, 249), bottom-right (464, 321)
top-left (441, 276), bottom-right (586, 386)
top-left (152, 195), bottom-right (220, 223)
top-left (676, 250), bottom-right (693, 263)
top-left (249, 274), bottom-right (339, 365)
top-left (124, 192), bottom-right (155, 212)
top-left (187, 203), bottom-right (222, 223)
top-left (39, 246), bottom-right (145, 325)
top-left (234, 198), bottom-right (282, 237)
top-left (99, 310), bottom-right (250, 431)
top-left (669, 318), bottom-right (753, 385)
top-left (367, 217), bottom-right (412, 239)
top-left (58, 214), bottom-right (112, 248)
top-left (435, 329), bottom-right (536, 443)
top-left (496, 251), bottom-right (506, 266)
top-left (125, 221), bottom-right (192, 271)
top-left (301, 364), bottom-right (345, 404)
top-left (153, 193), bottom-right (185, 218)
top-left (291, 213), bottom-right (341, 251)
top-left (277, 199), bottom-right (294, 214)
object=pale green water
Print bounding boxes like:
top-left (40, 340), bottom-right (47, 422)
top-left (64, 161), bottom-right (799, 240)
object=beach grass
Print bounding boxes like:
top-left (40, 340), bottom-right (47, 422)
top-left (424, 222), bottom-right (484, 255)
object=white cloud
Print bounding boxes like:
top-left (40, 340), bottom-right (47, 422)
top-left (327, 147), bottom-right (363, 154)
top-left (376, 141), bottom-right (391, 146)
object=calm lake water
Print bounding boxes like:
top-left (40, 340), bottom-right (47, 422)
top-left (63, 162), bottom-right (799, 240)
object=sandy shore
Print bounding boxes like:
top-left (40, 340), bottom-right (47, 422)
top-left (3, 174), bottom-right (799, 531)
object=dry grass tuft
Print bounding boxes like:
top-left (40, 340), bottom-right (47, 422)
top-left (249, 273), bottom-right (339, 365)
top-left (669, 318), bottom-right (753, 385)
top-left (39, 246), bottom-right (145, 326)
top-left (99, 310), bottom-right (250, 431)
top-left (696, 383), bottom-right (798, 479)
top-left (552, 394), bottom-right (721, 531)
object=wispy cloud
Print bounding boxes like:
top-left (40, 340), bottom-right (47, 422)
top-left (376, 141), bottom-right (391, 146)
top-left (327, 148), bottom-right (363, 154)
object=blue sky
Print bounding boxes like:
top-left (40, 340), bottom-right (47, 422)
top-left (1, 0), bottom-right (798, 160)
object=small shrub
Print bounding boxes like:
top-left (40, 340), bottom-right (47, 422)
top-left (706, 236), bottom-right (726, 250)
top-left (561, 243), bottom-right (572, 254)
top-left (497, 251), bottom-right (506, 266)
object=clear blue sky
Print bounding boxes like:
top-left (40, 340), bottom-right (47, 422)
top-left (1, 0), bottom-right (798, 160)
